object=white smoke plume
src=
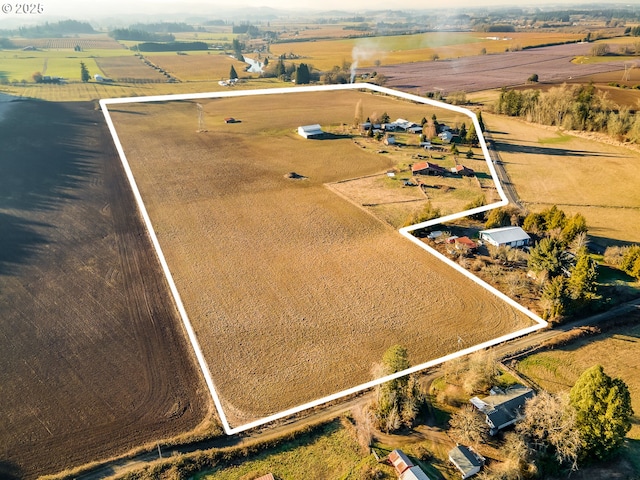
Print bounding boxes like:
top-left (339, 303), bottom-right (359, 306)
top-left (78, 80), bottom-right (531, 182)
top-left (350, 44), bottom-right (384, 83)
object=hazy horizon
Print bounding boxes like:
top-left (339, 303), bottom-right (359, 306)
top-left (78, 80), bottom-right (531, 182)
top-left (1, 0), bottom-right (635, 24)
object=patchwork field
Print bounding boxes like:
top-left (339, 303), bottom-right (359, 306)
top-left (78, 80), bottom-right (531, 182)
top-left (365, 43), bottom-right (626, 94)
top-left (0, 99), bottom-right (208, 479)
top-left (270, 32), bottom-right (585, 71)
top-left (108, 89), bottom-right (537, 428)
top-left (484, 113), bottom-right (640, 245)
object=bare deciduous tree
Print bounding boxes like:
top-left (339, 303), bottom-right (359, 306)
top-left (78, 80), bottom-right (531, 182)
top-left (517, 391), bottom-right (581, 471)
top-left (449, 404), bottom-right (488, 447)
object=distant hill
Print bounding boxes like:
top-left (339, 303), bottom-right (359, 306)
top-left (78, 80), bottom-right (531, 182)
top-left (0, 20), bottom-right (95, 38)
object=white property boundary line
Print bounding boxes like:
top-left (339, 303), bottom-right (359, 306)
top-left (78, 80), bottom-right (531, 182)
top-left (99, 83), bottom-right (547, 435)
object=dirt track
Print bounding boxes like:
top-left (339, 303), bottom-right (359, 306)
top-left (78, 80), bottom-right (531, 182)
top-left (364, 43), bottom-right (625, 94)
top-left (0, 100), bottom-right (208, 479)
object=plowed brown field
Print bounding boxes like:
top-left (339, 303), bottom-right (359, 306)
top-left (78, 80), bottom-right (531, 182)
top-left (108, 89), bottom-right (537, 428)
top-left (0, 100), bottom-right (208, 479)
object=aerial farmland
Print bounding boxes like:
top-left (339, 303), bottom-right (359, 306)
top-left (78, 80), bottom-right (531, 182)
top-left (107, 88), bottom-right (538, 428)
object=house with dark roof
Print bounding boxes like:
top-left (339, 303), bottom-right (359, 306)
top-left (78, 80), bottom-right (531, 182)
top-left (451, 165), bottom-right (475, 177)
top-left (449, 445), bottom-right (485, 479)
top-left (412, 161), bottom-right (446, 176)
top-left (470, 384), bottom-right (535, 435)
top-left (479, 226), bottom-right (531, 248)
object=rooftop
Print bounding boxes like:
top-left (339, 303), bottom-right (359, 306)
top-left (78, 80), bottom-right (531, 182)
top-left (479, 226), bottom-right (530, 244)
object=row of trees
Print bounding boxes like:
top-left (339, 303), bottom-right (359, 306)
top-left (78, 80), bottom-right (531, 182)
top-left (494, 84), bottom-right (640, 143)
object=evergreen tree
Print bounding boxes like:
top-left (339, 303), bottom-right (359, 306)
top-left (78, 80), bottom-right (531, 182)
top-left (528, 237), bottom-right (566, 276)
top-left (523, 211), bottom-right (546, 234)
top-left (561, 213), bottom-right (588, 243)
top-left (466, 122), bottom-right (479, 145)
top-left (372, 345), bottom-right (423, 433)
top-left (477, 111), bottom-right (485, 132)
top-left (570, 365), bottom-right (633, 461)
top-left (541, 275), bottom-right (569, 319)
top-left (295, 63), bottom-right (310, 84)
top-left (80, 61), bottom-right (90, 82)
top-left (229, 64), bottom-right (238, 80)
top-left (568, 247), bottom-right (598, 301)
top-left (459, 122), bottom-right (467, 143)
top-left (485, 207), bottom-right (510, 229)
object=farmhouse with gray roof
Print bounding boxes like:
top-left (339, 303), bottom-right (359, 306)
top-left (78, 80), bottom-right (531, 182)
top-left (479, 226), bottom-right (530, 248)
top-left (470, 384), bottom-right (534, 435)
top-left (449, 445), bottom-right (485, 479)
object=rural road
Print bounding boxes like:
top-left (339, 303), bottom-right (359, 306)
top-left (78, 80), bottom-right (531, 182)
top-left (484, 131), bottom-right (524, 209)
top-left (72, 297), bottom-right (640, 480)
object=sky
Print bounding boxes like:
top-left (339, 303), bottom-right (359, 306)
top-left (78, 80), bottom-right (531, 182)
top-left (9, 0), bottom-right (634, 20)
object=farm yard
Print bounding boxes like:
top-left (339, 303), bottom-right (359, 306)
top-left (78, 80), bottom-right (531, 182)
top-left (107, 89), bottom-right (537, 427)
top-left (0, 99), bottom-right (209, 479)
top-left (484, 113), bottom-right (640, 245)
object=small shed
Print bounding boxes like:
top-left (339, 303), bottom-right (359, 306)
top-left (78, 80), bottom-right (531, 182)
top-left (452, 165), bottom-right (475, 176)
top-left (479, 226), bottom-right (531, 248)
top-left (389, 449), bottom-right (414, 475)
top-left (400, 465), bottom-right (432, 480)
top-left (439, 131), bottom-right (454, 143)
top-left (297, 124), bottom-right (325, 139)
top-left (449, 445), bottom-right (485, 479)
top-left (254, 474), bottom-right (275, 480)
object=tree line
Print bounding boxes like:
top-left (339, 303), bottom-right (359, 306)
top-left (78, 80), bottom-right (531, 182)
top-left (494, 83), bottom-right (640, 143)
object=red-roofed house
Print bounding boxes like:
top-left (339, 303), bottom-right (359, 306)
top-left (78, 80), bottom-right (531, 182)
top-left (389, 449), bottom-right (414, 475)
top-left (254, 474), bottom-right (275, 480)
top-left (455, 236), bottom-right (478, 251)
top-left (412, 161), bottom-right (446, 176)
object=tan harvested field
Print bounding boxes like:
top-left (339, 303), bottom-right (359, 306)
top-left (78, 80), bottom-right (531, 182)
top-left (485, 113), bottom-right (640, 245)
top-left (0, 99), bottom-right (209, 478)
top-left (95, 55), bottom-right (170, 82)
top-left (109, 89), bottom-right (537, 427)
top-left (146, 53), bottom-right (254, 82)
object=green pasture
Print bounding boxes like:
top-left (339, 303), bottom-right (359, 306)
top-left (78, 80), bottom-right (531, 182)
top-left (195, 420), bottom-right (376, 480)
top-left (0, 49), bottom-right (131, 82)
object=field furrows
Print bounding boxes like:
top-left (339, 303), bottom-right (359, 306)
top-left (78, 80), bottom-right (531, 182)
top-left (367, 43), bottom-right (626, 93)
top-left (0, 101), bottom-right (207, 479)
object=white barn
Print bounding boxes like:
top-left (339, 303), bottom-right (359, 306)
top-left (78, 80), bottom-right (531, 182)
top-left (297, 124), bottom-right (324, 139)
top-left (479, 226), bottom-right (530, 248)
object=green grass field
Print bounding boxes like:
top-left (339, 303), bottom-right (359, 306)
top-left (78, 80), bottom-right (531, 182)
top-left (196, 421), bottom-right (376, 480)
